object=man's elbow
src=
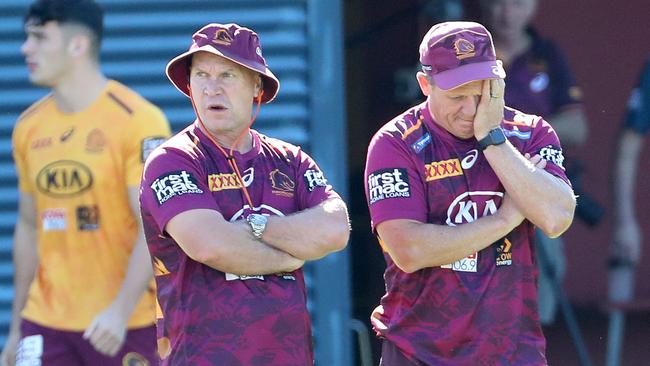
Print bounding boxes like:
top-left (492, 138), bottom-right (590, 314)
top-left (315, 218), bottom-right (350, 257)
top-left (325, 203), bottom-right (351, 251)
top-left (391, 251), bottom-right (422, 274)
top-left (184, 242), bottom-right (229, 269)
top-left (384, 237), bottom-right (422, 274)
top-left (189, 248), bottom-right (219, 267)
top-left (332, 217), bottom-right (351, 251)
top-left (540, 206), bottom-right (576, 238)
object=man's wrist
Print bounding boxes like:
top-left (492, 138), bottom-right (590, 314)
top-left (477, 127), bottom-right (506, 151)
top-left (247, 214), bottom-right (268, 239)
top-left (475, 123), bottom-right (501, 139)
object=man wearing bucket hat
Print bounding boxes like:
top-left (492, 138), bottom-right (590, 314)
top-left (139, 23), bottom-right (350, 365)
top-left (364, 21), bottom-right (576, 365)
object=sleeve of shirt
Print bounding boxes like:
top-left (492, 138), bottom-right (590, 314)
top-left (140, 147), bottom-right (219, 234)
top-left (124, 103), bottom-right (172, 187)
top-left (522, 117), bottom-right (571, 187)
top-left (364, 131), bottom-right (427, 231)
top-left (12, 121), bottom-right (32, 193)
top-left (293, 147), bottom-right (342, 210)
top-left (623, 61), bottom-right (650, 134)
top-left (544, 40), bottom-right (583, 113)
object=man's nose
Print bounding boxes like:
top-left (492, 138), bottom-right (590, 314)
top-left (20, 38), bottom-right (32, 56)
top-left (203, 78), bottom-right (224, 96)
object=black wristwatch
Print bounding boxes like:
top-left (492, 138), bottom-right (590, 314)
top-left (477, 127), bottom-right (507, 151)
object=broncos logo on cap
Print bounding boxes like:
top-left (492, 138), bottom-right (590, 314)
top-left (454, 38), bottom-right (475, 60)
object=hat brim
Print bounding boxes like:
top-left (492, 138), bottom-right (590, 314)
top-left (165, 45), bottom-right (280, 103)
top-left (432, 60), bottom-right (506, 91)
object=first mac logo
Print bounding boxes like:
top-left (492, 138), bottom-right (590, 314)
top-left (37, 160), bottom-right (93, 197)
top-left (367, 168), bottom-right (410, 204)
top-left (151, 170), bottom-right (203, 205)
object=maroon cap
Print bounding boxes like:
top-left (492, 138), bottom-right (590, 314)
top-left (166, 23), bottom-right (280, 103)
top-left (419, 21), bottom-right (506, 90)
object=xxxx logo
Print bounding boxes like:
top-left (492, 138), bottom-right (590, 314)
top-left (425, 158), bottom-right (464, 181)
top-left (208, 173), bottom-right (242, 192)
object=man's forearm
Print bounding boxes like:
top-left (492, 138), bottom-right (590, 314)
top-left (110, 231), bottom-right (153, 317)
top-left (10, 219), bottom-right (38, 333)
top-left (167, 209), bottom-right (303, 276)
top-left (378, 210), bottom-right (521, 273)
top-left (614, 129), bottom-right (643, 222)
top-left (115, 188), bottom-right (156, 317)
top-left (202, 221), bottom-right (303, 275)
top-left (484, 141), bottom-right (576, 236)
top-left (262, 198), bottom-right (350, 260)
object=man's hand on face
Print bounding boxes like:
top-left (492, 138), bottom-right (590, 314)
top-left (474, 78), bottom-right (505, 140)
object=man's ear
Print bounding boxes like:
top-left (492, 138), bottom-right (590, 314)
top-left (416, 71), bottom-right (433, 96)
top-left (255, 76), bottom-right (263, 98)
top-left (67, 34), bottom-right (90, 57)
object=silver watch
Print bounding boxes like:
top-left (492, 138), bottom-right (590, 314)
top-left (246, 214), bottom-right (268, 239)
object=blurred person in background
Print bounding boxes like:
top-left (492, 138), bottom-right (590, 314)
top-left (611, 58), bottom-right (650, 284)
top-left (0, 0), bottom-right (170, 365)
top-left (481, 0), bottom-right (597, 325)
top-left (605, 56), bottom-right (650, 366)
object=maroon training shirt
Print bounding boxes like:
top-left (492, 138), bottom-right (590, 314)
top-left (364, 102), bottom-right (570, 365)
top-left (140, 122), bottom-right (339, 366)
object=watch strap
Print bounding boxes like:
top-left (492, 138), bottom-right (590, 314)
top-left (477, 127), bottom-right (506, 151)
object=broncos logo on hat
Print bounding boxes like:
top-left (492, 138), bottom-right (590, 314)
top-left (212, 29), bottom-right (234, 46)
top-left (192, 28), bottom-right (233, 47)
top-left (454, 39), bottom-right (476, 60)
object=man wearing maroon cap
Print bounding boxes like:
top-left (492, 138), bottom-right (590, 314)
top-left (139, 23), bottom-right (350, 365)
top-left (364, 21), bottom-right (576, 365)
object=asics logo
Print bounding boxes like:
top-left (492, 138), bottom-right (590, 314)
top-left (461, 149), bottom-right (479, 170)
top-left (491, 61), bottom-right (506, 78)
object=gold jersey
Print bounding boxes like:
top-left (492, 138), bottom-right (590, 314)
top-left (13, 80), bottom-right (171, 330)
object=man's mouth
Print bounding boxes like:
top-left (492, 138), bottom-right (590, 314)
top-left (208, 103), bottom-right (227, 111)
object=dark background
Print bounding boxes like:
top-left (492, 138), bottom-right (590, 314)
top-left (344, 0), bottom-right (650, 364)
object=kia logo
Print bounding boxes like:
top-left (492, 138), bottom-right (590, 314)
top-left (36, 160), bottom-right (93, 197)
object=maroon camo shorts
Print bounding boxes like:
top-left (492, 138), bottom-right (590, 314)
top-left (18, 319), bottom-right (156, 366)
top-left (380, 340), bottom-right (427, 366)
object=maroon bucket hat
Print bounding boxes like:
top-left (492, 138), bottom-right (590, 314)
top-left (166, 23), bottom-right (280, 103)
top-left (419, 21), bottom-right (506, 90)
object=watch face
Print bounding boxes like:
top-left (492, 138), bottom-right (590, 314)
top-left (248, 214), bottom-right (267, 238)
top-left (248, 214), bottom-right (268, 230)
top-left (492, 128), bottom-right (506, 144)
top-left (250, 214), bottom-right (267, 225)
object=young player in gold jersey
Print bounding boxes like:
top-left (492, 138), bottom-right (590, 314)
top-left (0, 1), bottom-right (171, 365)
